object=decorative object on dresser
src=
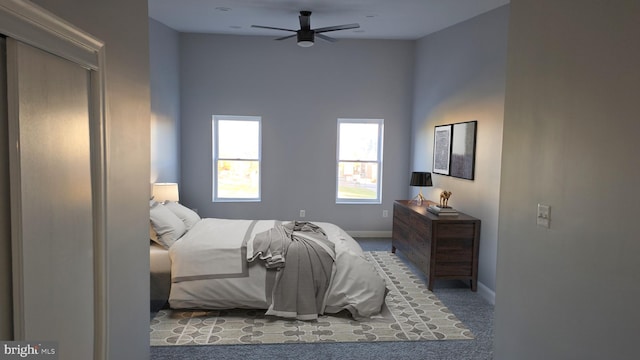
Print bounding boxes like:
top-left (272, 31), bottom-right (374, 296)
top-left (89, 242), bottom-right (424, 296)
top-left (439, 190), bottom-right (452, 207)
top-left (409, 171), bottom-right (433, 205)
top-left (392, 200), bottom-right (480, 291)
top-left (427, 205), bottom-right (459, 216)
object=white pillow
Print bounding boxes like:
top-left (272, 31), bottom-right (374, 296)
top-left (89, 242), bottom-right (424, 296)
top-left (150, 222), bottom-right (158, 242)
top-left (164, 201), bottom-right (201, 230)
top-left (150, 200), bottom-right (186, 248)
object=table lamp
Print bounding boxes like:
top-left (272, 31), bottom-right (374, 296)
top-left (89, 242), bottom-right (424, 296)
top-left (410, 172), bottom-right (432, 205)
top-left (152, 183), bottom-right (179, 203)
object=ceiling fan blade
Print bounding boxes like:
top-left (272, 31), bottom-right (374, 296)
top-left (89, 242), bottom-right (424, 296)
top-left (275, 34), bottom-right (297, 41)
top-left (316, 33), bottom-right (337, 43)
top-left (299, 11), bottom-right (311, 29)
top-left (314, 23), bottom-right (360, 33)
top-left (251, 25), bottom-right (296, 32)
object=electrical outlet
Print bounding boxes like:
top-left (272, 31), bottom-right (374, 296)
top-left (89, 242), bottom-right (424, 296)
top-left (299, 209), bottom-right (306, 218)
top-left (537, 204), bottom-right (550, 228)
top-left (382, 210), bottom-right (389, 218)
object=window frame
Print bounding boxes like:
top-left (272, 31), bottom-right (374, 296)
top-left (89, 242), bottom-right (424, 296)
top-left (336, 118), bottom-right (384, 204)
top-left (212, 115), bottom-right (262, 202)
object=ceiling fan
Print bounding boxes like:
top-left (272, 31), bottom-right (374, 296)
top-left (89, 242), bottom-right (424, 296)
top-left (251, 11), bottom-right (360, 47)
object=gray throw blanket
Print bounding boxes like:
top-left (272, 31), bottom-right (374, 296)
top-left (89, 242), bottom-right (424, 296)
top-left (249, 221), bottom-right (335, 320)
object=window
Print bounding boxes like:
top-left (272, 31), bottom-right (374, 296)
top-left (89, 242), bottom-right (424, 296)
top-left (212, 115), bottom-right (261, 202)
top-left (336, 118), bottom-right (384, 204)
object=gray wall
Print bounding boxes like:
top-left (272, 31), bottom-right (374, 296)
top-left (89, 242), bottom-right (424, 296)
top-left (150, 18), bottom-right (181, 184)
top-left (411, 5), bottom-right (509, 299)
top-left (179, 34), bottom-right (414, 232)
top-left (495, 0), bottom-right (640, 359)
top-left (30, 1), bottom-right (151, 359)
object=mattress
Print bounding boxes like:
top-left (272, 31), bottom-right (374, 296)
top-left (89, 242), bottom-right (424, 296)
top-left (150, 242), bottom-right (171, 301)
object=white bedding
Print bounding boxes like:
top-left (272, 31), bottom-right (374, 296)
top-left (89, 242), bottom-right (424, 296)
top-left (168, 218), bottom-right (387, 319)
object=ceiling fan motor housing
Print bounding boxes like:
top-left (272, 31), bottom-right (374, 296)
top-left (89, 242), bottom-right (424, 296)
top-left (297, 30), bottom-right (314, 46)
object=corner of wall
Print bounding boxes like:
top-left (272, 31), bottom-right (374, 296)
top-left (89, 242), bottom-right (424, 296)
top-left (477, 281), bottom-right (496, 305)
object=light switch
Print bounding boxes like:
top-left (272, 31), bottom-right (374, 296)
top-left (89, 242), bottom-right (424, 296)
top-left (537, 204), bottom-right (550, 228)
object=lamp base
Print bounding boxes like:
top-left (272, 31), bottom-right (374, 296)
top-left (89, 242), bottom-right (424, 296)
top-left (412, 192), bottom-right (426, 205)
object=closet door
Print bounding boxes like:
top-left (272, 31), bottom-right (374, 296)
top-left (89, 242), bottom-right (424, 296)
top-left (7, 39), bottom-right (94, 358)
top-left (0, 36), bottom-right (12, 341)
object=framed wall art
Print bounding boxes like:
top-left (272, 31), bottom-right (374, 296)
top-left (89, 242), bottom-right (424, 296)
top-left (432, 124), bottom-right (452, 175)
top-left (433, 120), bottom-right (477, 180)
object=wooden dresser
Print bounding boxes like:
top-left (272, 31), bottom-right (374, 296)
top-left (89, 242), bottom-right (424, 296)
top-left (392, 200), bottom-right (481, 291)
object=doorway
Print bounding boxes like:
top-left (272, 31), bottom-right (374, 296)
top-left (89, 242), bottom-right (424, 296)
top-left (0, 3), bottom-right (107, 359)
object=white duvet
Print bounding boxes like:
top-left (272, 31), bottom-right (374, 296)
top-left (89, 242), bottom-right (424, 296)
top-left (168, 218), bottom-right (387, 319)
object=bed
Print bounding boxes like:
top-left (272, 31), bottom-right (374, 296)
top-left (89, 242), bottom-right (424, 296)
top-left (150, 241), bottom-right (171, 302)
top-left (149, 200), bottom-right (387, 320)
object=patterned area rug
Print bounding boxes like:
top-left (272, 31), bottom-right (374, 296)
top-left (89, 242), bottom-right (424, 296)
top-left (150, 251), bottom-right (473, 345)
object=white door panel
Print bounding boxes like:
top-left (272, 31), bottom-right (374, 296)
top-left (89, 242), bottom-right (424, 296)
top-left (0, 36), bottom-right (13, 341)
top-left (7, 39), bottom-right (93, 359)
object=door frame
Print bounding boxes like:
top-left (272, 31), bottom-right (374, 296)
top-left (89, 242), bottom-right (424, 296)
top-left (0, 1), bottom-right (107, 359)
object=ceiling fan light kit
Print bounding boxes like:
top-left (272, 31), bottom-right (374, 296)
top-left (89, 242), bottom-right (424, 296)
top-left (252, 10), bottom-right (360, 47)
top-left (297, 31), bottom-right (314, 47)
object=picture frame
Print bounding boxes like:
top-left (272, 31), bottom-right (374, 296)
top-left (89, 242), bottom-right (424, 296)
top-left (432, 121), bottom-right (477, 180)
top-left (450, 121), bottom-right (477, 180)
top-left (432, 124), bottom-right (452, 175)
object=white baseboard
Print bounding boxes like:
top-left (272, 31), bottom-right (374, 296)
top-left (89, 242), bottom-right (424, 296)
top-left (347, 230), bottom-right (392, 238)
top-left (477, 281), bottom-right (496, 305)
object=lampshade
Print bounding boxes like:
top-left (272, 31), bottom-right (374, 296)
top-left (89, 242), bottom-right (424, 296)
top-left (410, 172), bottom-right (433, 187)
top-left (152, 183), bottom-right (179, 203)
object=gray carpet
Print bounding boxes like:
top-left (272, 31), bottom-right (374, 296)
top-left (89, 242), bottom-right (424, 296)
top-left (150, 238), bottom-right (494, 359)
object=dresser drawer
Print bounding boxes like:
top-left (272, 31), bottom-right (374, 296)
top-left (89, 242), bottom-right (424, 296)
top-left (436, 223), bottom-right (476, 238)
top-left (435, 238), bottom-right (473, 258)
top-left (435, 262), bottom-right (472, 276)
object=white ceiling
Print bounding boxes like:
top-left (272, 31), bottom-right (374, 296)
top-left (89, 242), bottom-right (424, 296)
top-left (148, 0), bottom-right (509, 40)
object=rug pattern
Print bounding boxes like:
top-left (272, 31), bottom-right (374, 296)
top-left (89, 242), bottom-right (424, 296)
top-left (150, 251), bottom-right (473, 345)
